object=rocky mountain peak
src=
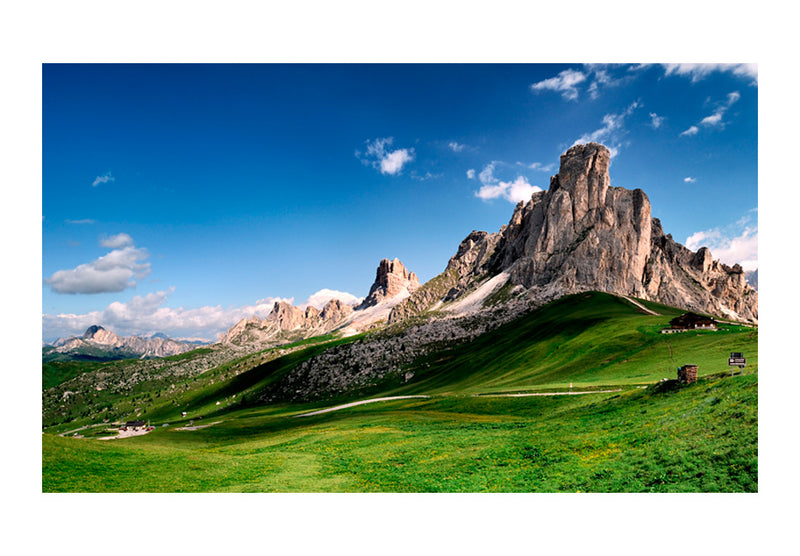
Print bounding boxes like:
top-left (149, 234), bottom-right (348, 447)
top-left (82, 325), bottom-right (105, 339)
top-left (390, 142), bottom-right (757, 324)
top-left (82, 324), bottom-right (120, 345)
top-left (359, 257), bottom-right (420, 309)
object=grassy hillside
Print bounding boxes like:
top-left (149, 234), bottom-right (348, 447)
top-left (42, 292), bottom-right (757, 492)
top-left (42, 372), bottom-right (757, 492)
top-left (390, 292), bottom-right (756, 395)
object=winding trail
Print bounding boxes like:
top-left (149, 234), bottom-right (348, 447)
top-left (294, 395), bottom-right (430, 417)
top-left (293, 389), bottom-right (623, 418)
top-left (620, 295), bottom-right (660, 316)
top-left (474, 389), bottom-right (622, 398)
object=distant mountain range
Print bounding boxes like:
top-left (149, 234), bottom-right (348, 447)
top-left (43, 325), bottom-right (207, 362)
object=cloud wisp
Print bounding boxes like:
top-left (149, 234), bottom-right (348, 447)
top-left (356, 137), bottom-right (415, 175)
top-left (92, 172), bottom-right (115, 187)
top-left (680, 91), bottom-right (740, 137)
top-left (44, 235), bottom-right (151, 294)
top-left (530, 69), bottom-right (587, 101)
top-left (573, 100), bottom-right (641, 157)
top-left (662, 63), bottom-right (757, 84)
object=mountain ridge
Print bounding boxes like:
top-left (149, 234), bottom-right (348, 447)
top-left (390, 143), bottom-right (757, 325)
top-left (44, 325), bottom-right (204, 361)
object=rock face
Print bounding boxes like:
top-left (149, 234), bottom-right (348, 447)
top-left (358, 258), bottom-right (420, 309)
top-left (392, 142), bottom-right (757, 323)
top-left (220, 298), bottom-right (356, 347)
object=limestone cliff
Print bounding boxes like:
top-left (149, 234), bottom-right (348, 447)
top-left (391, 142), bottom-right (757, 323)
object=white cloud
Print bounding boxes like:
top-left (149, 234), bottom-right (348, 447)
top-left (92, 172), bottom-right (115, 187)
top-left (684, 177), bottom-right (697, 183)
top-left (649, 112), bottom-right (665, 129)
top-left (662, 63), bottom-right (757, 84)
top-left (573, 101), bottom-right (640, 156)
top-left (65, 219), bottom-right (96, 225)
top-left (474, 162), bottom-right (542, 203)
top-left (516, 161), bottom-right (555, 172)
top-left (448, 141), bottom-right (467, 152)
top-left (466, 169), bottom-right (476, 179)
top-left (42, 289), bottom-right (298, 342)
top-left (299, 288), bottom-right (363, 310)
top-left (356, 137), bottom-right (415, 175)
top-left (530, 69), bottom-right (587, 101)
top-left (381, 148), bottom-right (414, 174)
top-left (681, 91), bottom-right (741, 137)
top-left (44, 236), bottom-right (151, 294)
top-left (685, 210), bottom-right (758, 271)
top-left (99, 233), bottom-right (134, 249)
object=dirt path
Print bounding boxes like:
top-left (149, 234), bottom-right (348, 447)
top-left (173, 421), bottom-right (223, 431)
top-left (98, 428), bottom-right (153, 440)
top-left (620, 295), bottom-right (660, 316)
top-left (475, 389), bottom-right (622, 398)
top-left (294, 395), bottom-right (431, 418)
top-left (293, 389), bottom-right (622, 418)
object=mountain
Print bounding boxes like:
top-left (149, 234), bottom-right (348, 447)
top-left (357, 258), bottom-right (420, 309)
top-left (390, 143), bottom-right (757, 324)
top-left (745, 269), bottom-right (758, 291)
top-left (219, 258), bottom-right (418, 347)
top-left (43, 325), bottom-right (204, 362)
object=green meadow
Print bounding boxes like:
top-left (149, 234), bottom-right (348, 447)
top-left (42, 292), bottom-right (758, 492)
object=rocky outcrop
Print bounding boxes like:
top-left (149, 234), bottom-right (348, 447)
top-left (220, 298), bottom-right (357, 348)
top-left (358, 258), bottom-right (420, 309)
top-left (391, 142), bottom-right (757, 323)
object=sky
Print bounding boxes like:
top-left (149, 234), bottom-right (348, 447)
top-left (41, 63), bottom-right (758, 342)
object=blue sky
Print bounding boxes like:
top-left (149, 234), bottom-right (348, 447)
top-left (42, 63), bottom-right (758, 341)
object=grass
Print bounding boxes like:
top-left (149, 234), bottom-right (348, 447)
top-left (42, 373), bottom-right (757, 492)
top-left (42, 291), bottom-right (758, 492)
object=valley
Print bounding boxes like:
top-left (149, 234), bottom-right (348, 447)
top-left (42, 142), bottom-right (758, 493)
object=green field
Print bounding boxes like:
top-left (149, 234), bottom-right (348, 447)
top-left (42, 292), bottom-right (758, 492)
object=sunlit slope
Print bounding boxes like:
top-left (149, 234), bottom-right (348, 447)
top-left (393, 292), bottom-right (757, 395)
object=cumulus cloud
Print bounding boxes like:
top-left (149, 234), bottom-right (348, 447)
top-left (356, 137), bottom-right (415, 175)
top-left (662, 63), bottom-right (757, 84)
top-left (44, 236), bottom-right (151, 294)
top-left (531, 69), bottom-right (587, 101)
top-left (684, 177), bottom-right (697, 183)
top-left (474, 162), bottom-right (542, 203)
top-left (42, 289), bottom-right (297, 342)
top-left (466, 169), bottom-right (476, 179)
top-left (685, 210), bottom-right (758, 271)
top-left (92, 172), bottom-right (115, 187)
top-left (448, 142), bottom-right (467, 152)
top-left (680, 125), bottom-right (699, 137)
top-left (299, 288), bottom-right (363, 310)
